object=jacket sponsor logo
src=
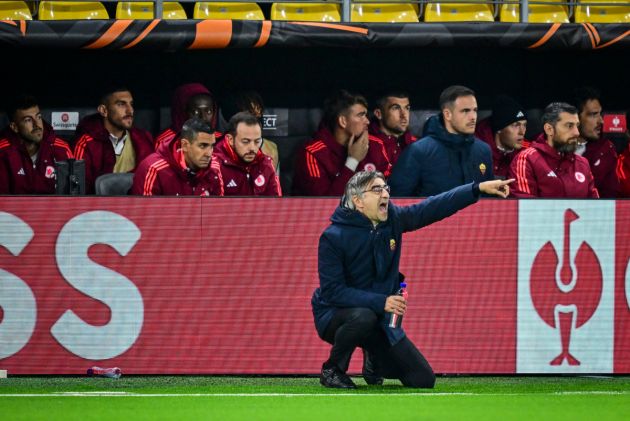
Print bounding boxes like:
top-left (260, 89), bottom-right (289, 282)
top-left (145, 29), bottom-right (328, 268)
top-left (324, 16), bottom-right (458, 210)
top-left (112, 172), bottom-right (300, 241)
top-left (547, 170), bottom-right (557, 178)
top-left (17, 168), bottom-right (25, 176)
top-left (227, 179), bottom-right (237, 188)
top-left (255, 175), bottom-right (266, 187)
top-left (517, 203), bottom-right (614, 373)
top-left (364, 163), bottom-right (376, 172)
top-left (390, 239), bottom-right (396, 251)
top-left (575, 172), bottom-right (585, 183)
top-left (479, 163), bottom-right (486, 175)
top-left (45, 166), bottom-right (55, 179)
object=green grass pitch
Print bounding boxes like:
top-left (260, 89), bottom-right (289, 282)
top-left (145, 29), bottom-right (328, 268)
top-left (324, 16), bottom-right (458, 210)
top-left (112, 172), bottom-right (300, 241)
top-left (1, 376), bottom-right (629, 420)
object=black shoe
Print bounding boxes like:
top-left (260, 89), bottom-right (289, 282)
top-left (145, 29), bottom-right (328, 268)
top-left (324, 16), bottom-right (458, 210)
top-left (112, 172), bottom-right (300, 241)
top-left (362, 349), bottom-right (384, 386)
top-left (320, 365), bottom-right (357, 389)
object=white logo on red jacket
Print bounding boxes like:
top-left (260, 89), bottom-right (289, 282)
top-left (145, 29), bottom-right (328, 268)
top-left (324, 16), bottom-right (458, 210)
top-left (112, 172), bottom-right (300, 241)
top-left (255, 175), bottom-right (266, 187)
top-left (45, 166), bottom-right (55, 179)
top-left (575, 172), bottom-right (586, 183)
top-left (364, 163), bottom-right (376, 172)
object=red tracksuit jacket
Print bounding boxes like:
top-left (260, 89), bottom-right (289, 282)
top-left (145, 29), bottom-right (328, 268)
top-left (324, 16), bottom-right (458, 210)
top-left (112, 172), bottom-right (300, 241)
top-left (582, 137), bottom-right (619, 198)
top-left (131, 135), bottom-right (224, 196)
top-left (474, 117), bottom-right (531, 180)
top-left (0, 125), bottom-right (73, 194)
top-left (368, 119), bottom-right (417, 169)
top-left (73, 114), bottom-right (154, 194)
top-left (509, 137), bottom-right (599, 198)
top-left (618, 144), bottom-right (630, 198)
top-left (292, 126), bottom-right (392, 196)
top-left (213, 139), bottom-right (281, 196)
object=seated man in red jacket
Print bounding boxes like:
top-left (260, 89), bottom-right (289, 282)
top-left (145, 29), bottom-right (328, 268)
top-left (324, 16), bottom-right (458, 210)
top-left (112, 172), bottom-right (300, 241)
top-left (154, 83), bottom-right (220, 150)
top-left (213, 112), bottom-right (281, 196)
top-left (573, 87), bottom-right (619, 198)
top-left (509, 102), bottom-right (599, 198)
top-left (292, 90), bottom-right (391, 196)
top-left (0, 95), bottom-right (73, 194)
top-left (474, 95), bottom-right (529, 179)
top-left (131, 117), bottom-right (223, 196)
top-left (74, 87), bottom-right (154, 194)
top-left (368, 90), bottom-right (417, 170)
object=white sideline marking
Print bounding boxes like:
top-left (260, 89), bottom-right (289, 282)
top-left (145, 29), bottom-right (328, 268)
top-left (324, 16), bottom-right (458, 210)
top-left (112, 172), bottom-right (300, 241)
top-left (0, 391), bottom-right (628, 397)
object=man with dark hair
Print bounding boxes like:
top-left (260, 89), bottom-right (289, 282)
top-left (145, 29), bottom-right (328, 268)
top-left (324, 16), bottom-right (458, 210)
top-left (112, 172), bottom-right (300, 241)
top-left (292, 90), bottom-right (392, 196)
top-left (475, 95), bottom-right (530, 179)
top-left (74, 87), bottom-right (154, 194)
top-left (213, 111), bottom-right (281, 196)
top-left (314, 170), bottom-right (512, 389)
top-left (389, 85), bottom-right (493, 196)
top-left (0, 95), bottom-right (73, 194)
top-left (573, 87), bottom-right (619, 198)
top-left (368, 91), bottom-right (417, 169)
top-left (510, 102), bottom-right (598, 198)
top-left (220, 90), bottom-right (280, 173)
top-left (154, 83), bottom-right (220, 151)
top-left (131, 117), bottom-right (223, 196)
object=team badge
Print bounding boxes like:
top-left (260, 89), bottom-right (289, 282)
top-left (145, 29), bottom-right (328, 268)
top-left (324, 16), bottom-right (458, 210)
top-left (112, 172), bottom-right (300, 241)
top-left (575, 172), bottom-right (585, 183)
top-left (479, 163), bottom-right (487, 175)
top-left (45, 166), bottom-right (55, 179)
top-left (390, 239), bottom-right (396, 251)
top-left (364, 163), bottom-right (376, 172)
top-left (255, 175), bottom-right (266, 187)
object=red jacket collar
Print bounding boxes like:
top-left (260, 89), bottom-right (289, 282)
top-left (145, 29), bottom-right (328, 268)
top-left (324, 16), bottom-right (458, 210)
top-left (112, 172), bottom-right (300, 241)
top-left (368, 119), bottom-right (416, 146)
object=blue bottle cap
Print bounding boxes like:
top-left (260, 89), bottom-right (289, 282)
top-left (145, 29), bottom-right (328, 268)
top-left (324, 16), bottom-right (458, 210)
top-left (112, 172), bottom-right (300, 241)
top-left (400, 282), bottom-right (407, 288)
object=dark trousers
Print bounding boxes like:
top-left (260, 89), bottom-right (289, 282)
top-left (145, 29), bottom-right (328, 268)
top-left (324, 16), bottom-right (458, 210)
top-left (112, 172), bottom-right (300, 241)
top-left (322, 307), bottom-right (435, 388)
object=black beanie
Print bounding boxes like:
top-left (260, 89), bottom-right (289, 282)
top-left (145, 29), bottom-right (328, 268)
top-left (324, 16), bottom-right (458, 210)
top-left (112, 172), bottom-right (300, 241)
top-left (491, 95), bottom-right (528, 132)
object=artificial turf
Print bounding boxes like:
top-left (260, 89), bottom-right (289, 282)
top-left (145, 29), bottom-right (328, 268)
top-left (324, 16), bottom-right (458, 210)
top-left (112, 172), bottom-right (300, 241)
top-left (1, 376), bottom-right (628, 420)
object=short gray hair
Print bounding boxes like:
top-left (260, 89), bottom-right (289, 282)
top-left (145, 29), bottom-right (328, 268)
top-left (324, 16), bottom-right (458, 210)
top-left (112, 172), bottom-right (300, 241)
top-left (342, 170), bottom-right (385, 210)
top-left (542, 102), bottom-right (578, 127)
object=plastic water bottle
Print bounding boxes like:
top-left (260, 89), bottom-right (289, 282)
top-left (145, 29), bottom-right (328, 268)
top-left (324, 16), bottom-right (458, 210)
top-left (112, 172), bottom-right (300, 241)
top-left (389, 282), bottom-right (408, 328)
top-left (87, 367), bottom-right (122, 379)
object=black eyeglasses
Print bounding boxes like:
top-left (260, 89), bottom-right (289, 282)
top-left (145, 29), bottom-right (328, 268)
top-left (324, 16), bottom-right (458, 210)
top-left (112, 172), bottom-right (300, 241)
top-left (363, 184), bottom-right (391, 195)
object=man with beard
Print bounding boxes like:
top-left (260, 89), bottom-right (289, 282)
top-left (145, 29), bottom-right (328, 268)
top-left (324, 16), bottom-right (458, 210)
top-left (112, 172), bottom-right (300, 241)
top-left (0, 95), bottom-right (73, 194)
top-left (213, 112), bottom-right (281, 196)
top-left (474, 95), bottom-right (529, 179)
top-left (509, 102), bottom-right (598, 198)
top-left (74, 87), bottom-right (154, 194)
top-left (314, 170), bottom-right (512, 389)
top-left (131, 117), bottom-right (223, 196)
top-left (389, 85), bottom-right (493, 197)
top-left (573, 87), bottom-right (619, 198)
top-left (368, 91), bottom-right (417, 170)
top-left (292, 90), bottom-right (391, 196)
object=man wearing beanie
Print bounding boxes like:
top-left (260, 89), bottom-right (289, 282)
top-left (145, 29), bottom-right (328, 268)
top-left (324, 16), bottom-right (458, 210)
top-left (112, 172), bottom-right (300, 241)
top-left (475, 95), bottom-right (529, 179)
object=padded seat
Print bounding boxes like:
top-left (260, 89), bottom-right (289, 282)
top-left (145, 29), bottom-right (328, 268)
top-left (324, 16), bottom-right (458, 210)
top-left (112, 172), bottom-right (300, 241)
top-left (193, 2), bottom-right (264, 20)
top-left (116, 2), bottom-right (187, 19)
top-left (351, 3), bottom-right (419, 22)
top-left (423, 2), bottom-right (494, 22)
top-left (0, 1), bottom-right (32, 20)
top-left (500, 3), bottom-right (570, 22)
top-left (39, 1), bottom-right (109, 20)
top-left (271, 3), bottom-right (341, 22)
top-left (575, 2), bottom-right (630, 23)
top-left (95, 173), bottom-right (134, 196)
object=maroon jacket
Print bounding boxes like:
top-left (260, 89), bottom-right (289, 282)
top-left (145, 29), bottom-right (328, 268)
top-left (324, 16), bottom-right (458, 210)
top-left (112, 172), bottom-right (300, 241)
top-left (0, 125), bottom-right (73, 194)
top-left (618, 143), bottom-right (630, 198)
top-left (367, 119), bottom-right (417, 169)
top-left (292, 126), bottom-right (392, 196)
top-left (475, 117), bottom-right (530, 180)
top-left (131, 135), bottom-right (223, 196)
top-left (582, 137), bottom-right (619, 198)
top-left (509, 135), bottom-right (598, 198)
top-left (74, 114), bottom-right (154, 194)
top-left (213, 139), bottom-right (281, 196)
top-left (154, 83), bottom-right (218, 150)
